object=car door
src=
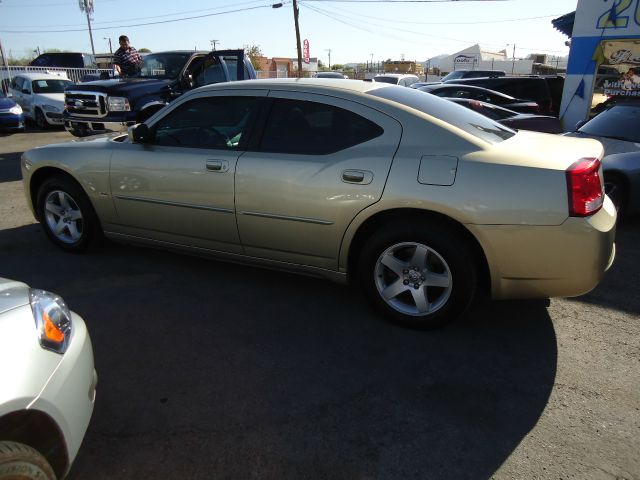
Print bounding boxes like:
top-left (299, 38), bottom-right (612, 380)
top-left (9, 77), bottom-right (27, 113)
top-left (235, 91), bottom-right (402, 270)
top-left (109, 90), bottom-right (266, 253)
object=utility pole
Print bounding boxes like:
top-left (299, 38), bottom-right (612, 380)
top-left (511, 43), bottom-right (516, 74)
top-left (104, 37), bottom-right (112, 53)
top-left (210, 40), bottom-right (219, 51)
top-left (325, 48), bottom-right (331, 70)
top-left (292, 0), bottom-right (302, 78)
top-left (78, 0), bottom-right (96, 55)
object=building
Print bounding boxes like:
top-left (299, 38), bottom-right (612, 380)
top-left (437, 44), bottom-right (533, 75)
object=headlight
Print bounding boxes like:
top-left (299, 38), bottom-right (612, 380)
top-left (108, 96), bottom-right (131, 112)
top-left (41, 104), bottom-right (61, 113)
top-left (29, 289), bottom-right (72, 354)
top-left (9, 104), bottom-right (22, 115)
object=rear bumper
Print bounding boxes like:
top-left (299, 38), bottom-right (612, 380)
top-left (468, 197), bottom-right (617, 300)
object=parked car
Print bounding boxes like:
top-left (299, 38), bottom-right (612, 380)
top-left (440, 70), bottom-right (505, 82)
top-left (63, 49), bottom-right (256, 137)
top-left (446, 98), bottom-right (563, 133)
top-left (0, 277), bottom-right (96, 480)
top-left (417, 83), bottom-right (541, 114)
top-left (22, 79), bottom-right (616, 330)
top-left (314, 72), bottom-right (347, 79)
top-left (447, 75), bottom-right (564, 116)
top-left (0, 91), bottom-right (25, 132)
top-left (9, 73), bottom-right (72, 129)
top-left (565, 99), bottom-right (640, 213)
top-left (373, 74), bottom-right (419, 87)
top-left (29, 52), bottom-right (97, 69)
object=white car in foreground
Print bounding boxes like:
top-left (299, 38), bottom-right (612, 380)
top-left (0, 278), bottom-right (96, 479)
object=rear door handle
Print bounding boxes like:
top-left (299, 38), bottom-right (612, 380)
top-left (342, 169), bottom-right (373, 184)
top-left (206, 160), bottom-right (229, 172)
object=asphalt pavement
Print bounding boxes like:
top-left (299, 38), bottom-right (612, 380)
top-left (0, 128), bottom-right (638, 480)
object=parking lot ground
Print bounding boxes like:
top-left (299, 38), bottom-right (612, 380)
top-left (1, 130), bottom-right (638, 479)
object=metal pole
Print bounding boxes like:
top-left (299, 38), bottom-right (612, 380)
top-left (292, 0), bottom-right (302, 78)
top-left (84, 2), bottom-right (95, 55)
top-left (511, 44), bottom-right (516, 74)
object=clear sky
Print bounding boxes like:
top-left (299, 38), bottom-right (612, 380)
top-left (0, 0), bottom-right (578, 65)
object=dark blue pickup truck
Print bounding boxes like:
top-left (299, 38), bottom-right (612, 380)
top-left (63, 49), bottom-right (256, 136)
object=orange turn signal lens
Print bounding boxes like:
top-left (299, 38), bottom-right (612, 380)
top-left (43, 310), bottom-right (65, 343)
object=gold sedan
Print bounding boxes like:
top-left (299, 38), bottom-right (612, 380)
top-left (21, 79), bottom-right (616, 329)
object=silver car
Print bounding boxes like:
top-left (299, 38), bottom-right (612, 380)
top-left (0, 278), bottom-right (96, 479)
top-left (21, 79), bottom-right (616, 329)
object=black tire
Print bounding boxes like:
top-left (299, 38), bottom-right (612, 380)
top-left (34, 108), bottom-right (48, 130)
top-left (358, 220), bottom-right (477, 330)
top-left (0, 441), bottom-right (56, 480)
top-left (36, 174), bottom-right (101, 252)
top-left (604, 173), bottom-right (628, 214)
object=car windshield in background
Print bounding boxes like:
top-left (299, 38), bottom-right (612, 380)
top-left (373, 76), bottom-right (400, 84)
top-left (136, 52), bottom-right (192, 79)
top-left (579, 103), bottom-right (640, 143)
top-left (441, 71), bottom-right (466, 81)
top-left (369, 85), bottom-right (515, 143)
top-left (32, 79), bottom-right (72, 94)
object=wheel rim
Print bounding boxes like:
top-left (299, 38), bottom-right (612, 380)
top-left (44, 190), bottom-right (84, 244)
top-left (374, 242), bottom-right (452, 317)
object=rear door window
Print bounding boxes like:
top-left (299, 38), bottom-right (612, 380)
top-left (259, 98), bottom-right (384, 155)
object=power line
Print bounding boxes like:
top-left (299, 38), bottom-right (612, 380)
top-left (1, 3), bottom-right (286, 33)
top-left (0, 0), bottom-right (268, 29)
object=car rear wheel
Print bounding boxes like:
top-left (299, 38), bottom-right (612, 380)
top-left (604, 173), bottom-right (628, 214)
top-left (0, 441), bottom-right (56, 480)
top-left (36, 175), bottom-right (100, 252)
top-left (34, 108), bottom-right (48, 130)
top-left (358, 221), bottom-right (477, 330)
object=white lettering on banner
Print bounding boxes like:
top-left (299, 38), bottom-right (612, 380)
top-left (303, 39), bottom-right (310, 64)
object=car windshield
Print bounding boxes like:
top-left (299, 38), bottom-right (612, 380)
top-left (374, 76), bottom-right (399, 84)
top-left (369, 85), bottom-right (515, 143)
top-left (579, 103), bottom-right (640, 142)
top-left (32, 79), bottom-right (72, 94)
top-left (441, 71), bottom-right (465, 82)
top-left (134, 52), bottom-right (192, 79)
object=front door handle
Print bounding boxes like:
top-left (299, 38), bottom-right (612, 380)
top-left (206, 160), bottom-right (229, 172)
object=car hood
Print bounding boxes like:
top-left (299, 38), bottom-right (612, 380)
top-left (35, 93), bottom-right (64, 106)
top-left (70, 78), bottom-right (174, 96)
top-left (0, 278), bottom-right (30, 316)
top-left (0, 97), bottom-right (18, 110)
top-left (564, 132), bottom-right (640, 156)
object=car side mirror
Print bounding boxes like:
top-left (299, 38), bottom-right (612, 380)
top-left (128, 123), bottom-right (151, 144)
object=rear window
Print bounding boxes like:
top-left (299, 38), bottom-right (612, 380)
top-left (369, 85), bottom-right (515, 143)
top-left (579, 104), bottom-right (640, 142)
top-left (374, 76), bottom-right (400, 85)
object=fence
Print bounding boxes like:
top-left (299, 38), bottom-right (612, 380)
top-left (1, 65), bottom-right (113, 87)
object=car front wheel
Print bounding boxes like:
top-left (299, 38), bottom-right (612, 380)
top-left (34, 108), bottom-right (48, 130)
top-left (358, 221), bottom-right (477, 330)
top-left (36, 175), bottom-right (100, 252)
top-left (0, 441), bottom-right (56, 480)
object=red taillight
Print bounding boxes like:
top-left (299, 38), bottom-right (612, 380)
top-left (566, 158), bottom-right (604, 217)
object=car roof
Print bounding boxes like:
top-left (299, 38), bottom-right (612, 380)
top-left (197, 78), bottom-right (384, 95)
top-left (13, 72), bottom-right (72, 81)
top-left (375, 73), bottom-right (418, 78)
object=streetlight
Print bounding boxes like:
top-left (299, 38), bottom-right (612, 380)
top-left (103, 37), bottom-right (112, 54)
top-left (325, 48), bottom-right (331, 70)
